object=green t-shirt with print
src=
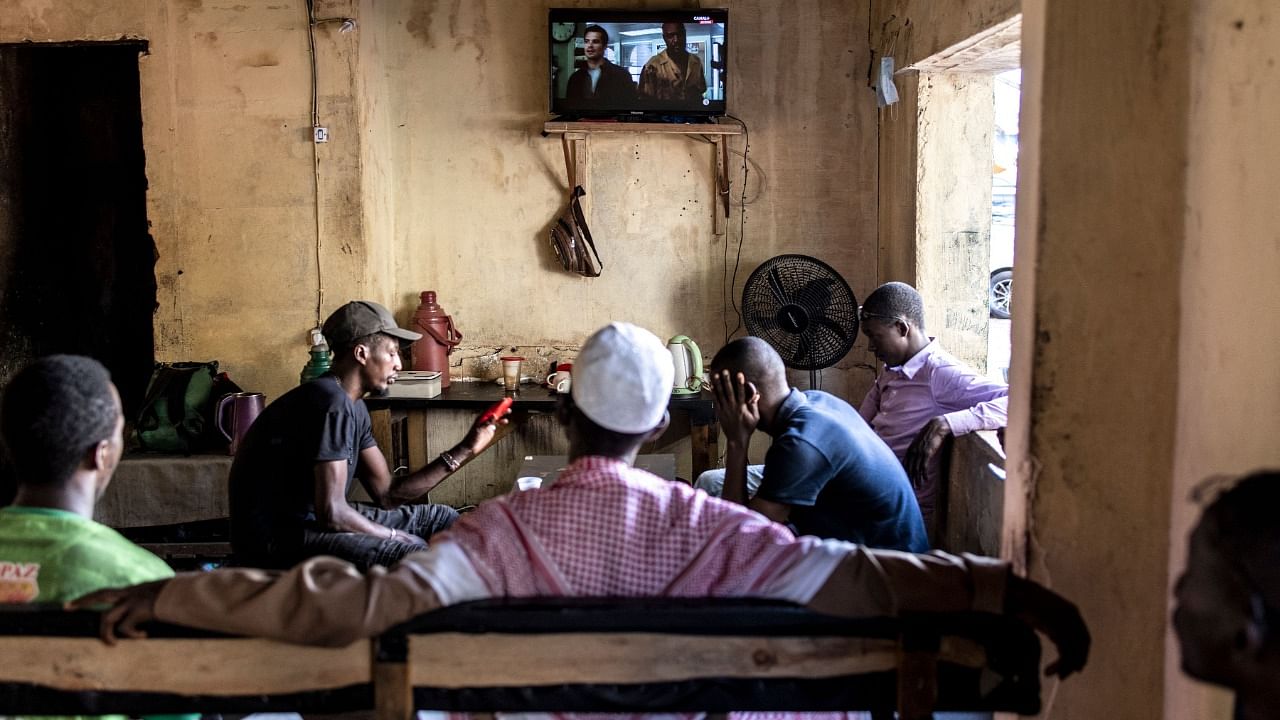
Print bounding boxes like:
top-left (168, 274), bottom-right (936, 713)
top-left (0, 507), bottom-right (174, 603)
top-left (0, 506), bottom-right (189, 720)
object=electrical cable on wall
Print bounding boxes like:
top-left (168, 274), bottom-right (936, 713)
top-left (722, 114), bottom-right (750, 346)
top-left (304, 0), bottom-right (356, 328)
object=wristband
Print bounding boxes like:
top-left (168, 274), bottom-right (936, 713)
top-left (389, 528), bottom-right (398, 541)
top-left (439, 450), bottom-right (461, 473)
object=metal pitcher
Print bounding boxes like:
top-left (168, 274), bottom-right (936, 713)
top-left (216, 392), bottom-right (265, 456)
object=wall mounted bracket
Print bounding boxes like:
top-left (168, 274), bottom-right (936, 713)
top-left (542, 119), bottom-right (744, 236)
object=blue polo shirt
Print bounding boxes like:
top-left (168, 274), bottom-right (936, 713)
top-left (756, 389), bottom-right (928, 552)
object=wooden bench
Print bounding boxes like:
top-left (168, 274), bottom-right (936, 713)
top-left (0, 599), bottom-right (1042, 720)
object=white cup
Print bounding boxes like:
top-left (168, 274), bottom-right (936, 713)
top-left (516, 476), bottom-right (543, 491)
top-left (546, 371), bottom-right (572, 394)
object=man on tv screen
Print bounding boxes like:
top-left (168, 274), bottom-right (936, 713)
top-left (566, 25), bottom-right (636, 103)
top-left (639, 22), bottom-right (707, 103)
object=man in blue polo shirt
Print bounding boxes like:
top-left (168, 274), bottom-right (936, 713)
top-left (706, 337), bottom-right (928, 552)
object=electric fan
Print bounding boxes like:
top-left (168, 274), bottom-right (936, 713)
top-left (741, 254), bottom-right (859, 389)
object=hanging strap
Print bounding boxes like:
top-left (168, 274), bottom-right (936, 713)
top-left (561, 135), bottom-right (576, 193)
top-left (415, 316), bottom-right (463, 348)
top-left (569, 187), bottom-right (603, 277)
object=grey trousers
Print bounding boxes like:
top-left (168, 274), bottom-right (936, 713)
top-left (694, 465), bottom-right (765, 498)
top-left (297, 502), bottom-right (459, 571)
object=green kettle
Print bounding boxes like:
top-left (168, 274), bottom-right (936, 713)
top-left (667, 335), bottom-right (704, 396)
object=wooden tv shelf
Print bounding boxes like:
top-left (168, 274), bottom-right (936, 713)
top-left (543, 119), bottom-right (745, 234)
top-left (542, 119), bottom-right (744, 136)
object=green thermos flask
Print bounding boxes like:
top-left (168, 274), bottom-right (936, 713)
top-left (300, 328), bottom-right (332, 384)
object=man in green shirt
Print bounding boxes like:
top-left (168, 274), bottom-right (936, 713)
top-left (0, 355), bottom-right (173, 606)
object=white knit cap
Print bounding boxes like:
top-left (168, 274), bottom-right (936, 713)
top-left (571, 322), bottom-right (674, 434)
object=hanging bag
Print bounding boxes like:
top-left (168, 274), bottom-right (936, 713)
top-left (548, 136), bottom-right (603, 277)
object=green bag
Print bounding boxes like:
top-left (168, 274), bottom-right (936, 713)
top-left (134, 361), bottom-right (221, 454)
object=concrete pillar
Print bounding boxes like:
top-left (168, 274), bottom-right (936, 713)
top-left (1009, 0), bottom-right (1189, 716)
top-left (1164, 0), bottom-right (1280, 718)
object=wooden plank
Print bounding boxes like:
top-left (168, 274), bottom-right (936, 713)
top-left (896, 648), bottom-right (939, 720)
top-left (374, 661), bottom-right (413, 720)
top-left (136, 542), bottom-right (232, 559)
top-left (405, 410), bottom-right (430, 471)
top-left (0, 637), bottom-right (370, 695)
top-left (713, 135), bottom-right (730, 236)
top-left (370, 408), bottom-right (395, 470)
top-left (689, 421), bottom-right (720, 481)
top-left (407, 633), bottom-right (985, 687)
top-left (544, 120), bottom-right (744, 136)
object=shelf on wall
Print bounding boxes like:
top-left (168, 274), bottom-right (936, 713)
top-left (542, 119), bottom-right (745, 235)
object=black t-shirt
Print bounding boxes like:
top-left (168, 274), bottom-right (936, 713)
top-left (229, 375), bottom-right (376, 552)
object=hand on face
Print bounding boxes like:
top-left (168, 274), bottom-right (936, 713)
top-left (709, 369), bottom-right (759, 447)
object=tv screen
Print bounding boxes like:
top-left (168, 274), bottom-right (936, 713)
top-left (548, 8), bottom-right (728, 119)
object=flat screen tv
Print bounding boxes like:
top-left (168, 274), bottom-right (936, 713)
top-left (548, 8), bottom-right (728, 120)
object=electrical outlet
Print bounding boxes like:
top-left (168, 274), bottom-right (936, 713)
top-left (313, 126), bottom-right (329, 143)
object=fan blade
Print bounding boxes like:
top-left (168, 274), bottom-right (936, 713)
top-left (812, 315), bottom-right (851, 345)
top-left (792, 333), bottom-right (813, 369)
top-left (766, 267), bottom-right (791, 305)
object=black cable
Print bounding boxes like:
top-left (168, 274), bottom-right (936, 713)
top-left (722, 114), bottom-right (749, 345)
top-left (306, 0), bottom-right (319, 127)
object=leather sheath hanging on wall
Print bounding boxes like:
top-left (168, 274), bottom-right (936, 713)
top-left (549, 136), bottom-right (603, 277)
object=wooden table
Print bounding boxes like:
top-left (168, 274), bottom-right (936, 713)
top-left (365, 383), bottom-right (719, 501)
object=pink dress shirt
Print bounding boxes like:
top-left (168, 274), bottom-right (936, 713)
top-left (858, 340), bottom-right (1008, 517)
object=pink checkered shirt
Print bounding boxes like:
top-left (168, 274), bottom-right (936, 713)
top-left (437, 456), bottom-right (865, 720)
top-left (441, 455), bottom-right (832, 600)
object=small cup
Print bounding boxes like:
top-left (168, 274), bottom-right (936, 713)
top-left (545, 365), bottom-right (572, 394)
top-left (501, 355), bottom-right (525, 392)
top-left (516, 476), bottom-right (542, 491)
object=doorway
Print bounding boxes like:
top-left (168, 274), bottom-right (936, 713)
top-left (0, 41), bottom-right (155, 417)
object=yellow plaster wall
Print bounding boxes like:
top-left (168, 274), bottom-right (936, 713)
top-left (2, 0), bottom-right (880, 408)
top-left (369, 0), bottom-right (880, 403)
top-left (1, 0), bottom-right (374, 403)
top-left (1164, 1), bottom-right (1280, 717)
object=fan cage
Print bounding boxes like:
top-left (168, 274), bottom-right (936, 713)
top-left (741, 254), bottom-right (859, 372)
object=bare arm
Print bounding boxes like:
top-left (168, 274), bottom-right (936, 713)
top-left (748, 495), bottom-right (791, 524)
top-left (361, 412), bottom-right (508, 507)
top-left (314, 459), bottom-right (395, 537)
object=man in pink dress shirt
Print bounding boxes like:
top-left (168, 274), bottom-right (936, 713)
top-left (858, 282), bottom-right (1009, 537)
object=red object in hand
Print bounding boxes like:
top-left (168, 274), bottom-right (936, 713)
top-left (477, 397), bottom-right (513, 425)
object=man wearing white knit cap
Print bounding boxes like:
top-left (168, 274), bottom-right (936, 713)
top-left (82, 323), bottom-right (1088, 686)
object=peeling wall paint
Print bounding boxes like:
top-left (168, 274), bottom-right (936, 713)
top-left (357, 0), bottom-right (882, 405)
top-left (1, 0), bottom-right (880, 409)
top-left (1, 0), bottom-right (369, 402)
top-left (1164, 0), bottom-right (1280, 717)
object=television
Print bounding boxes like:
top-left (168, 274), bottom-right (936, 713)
top-left (548, 8), bottom-right (728, 120)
